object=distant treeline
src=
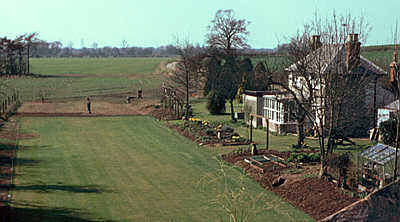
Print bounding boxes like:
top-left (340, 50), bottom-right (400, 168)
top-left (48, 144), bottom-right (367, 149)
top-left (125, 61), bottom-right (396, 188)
top-left (361, 44), bottom-right (398, 52)
top-left (30, 40), bottom-right (276, 58)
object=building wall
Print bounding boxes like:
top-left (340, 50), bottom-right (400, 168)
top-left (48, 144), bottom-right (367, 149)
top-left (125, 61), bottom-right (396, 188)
top-left (243, 94), bottom-right (263, 127)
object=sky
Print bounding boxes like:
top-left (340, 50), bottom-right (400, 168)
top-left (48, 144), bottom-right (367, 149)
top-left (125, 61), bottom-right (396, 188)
top-left (2, 0), bottom-right (400, 49)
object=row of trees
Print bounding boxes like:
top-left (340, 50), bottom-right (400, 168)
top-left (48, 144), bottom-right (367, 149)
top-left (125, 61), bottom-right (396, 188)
top-left (0, 33), bottom-right (38, 75)
top-left (29, 40), bottom-right (181, 57)
top-left (30, 40), bottom-right (275, 58)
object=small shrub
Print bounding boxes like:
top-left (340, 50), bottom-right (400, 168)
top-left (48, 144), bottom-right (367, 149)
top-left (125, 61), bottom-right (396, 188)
top-left (207, 90), bottom-right (226, 115)
top-left (308, 152), bottom-right (320, 162)
top-left (287, 153), bottom-right (297, 162)
top-left (296, 154), bottom-right (307, 162)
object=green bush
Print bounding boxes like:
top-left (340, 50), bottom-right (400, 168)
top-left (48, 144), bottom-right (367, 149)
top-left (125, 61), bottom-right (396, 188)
top-left (206, 90), bottom-right (226, 115)
top-left (287, 153), bottom-right (297, 163)
top-left (308, 152), bottom-right (320, 162)
top-left (296, 154), bottom-right (306, 162)
top-left (287, 152), bottom-right (320, 163)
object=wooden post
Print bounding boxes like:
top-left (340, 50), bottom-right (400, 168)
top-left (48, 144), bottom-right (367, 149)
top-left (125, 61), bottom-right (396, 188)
top-left (266, 118), bottom-right (269, 150)
top-left (250, 115), bottom-right (253, 143)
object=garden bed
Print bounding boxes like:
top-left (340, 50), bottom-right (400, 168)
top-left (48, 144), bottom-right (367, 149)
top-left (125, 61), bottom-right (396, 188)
top-left (221, 149), bottom-right (360, 220)
top-left (170, 118), bottom-right (249, 146)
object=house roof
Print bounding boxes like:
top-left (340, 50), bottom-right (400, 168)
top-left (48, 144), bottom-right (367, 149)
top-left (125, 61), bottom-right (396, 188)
top-left (384, 100), bottom-right (400, 110)
top-left (285, 44), bottom-right (387, 76)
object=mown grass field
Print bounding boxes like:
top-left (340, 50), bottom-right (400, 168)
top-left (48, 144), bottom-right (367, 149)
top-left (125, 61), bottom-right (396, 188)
top-left (12, 116), bottom-right (315, 222)
top-left (6, 57), bottom-right (171, 102)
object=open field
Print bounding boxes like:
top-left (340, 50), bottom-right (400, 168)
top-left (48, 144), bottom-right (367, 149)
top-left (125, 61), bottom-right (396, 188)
top-left (6, 57), bottom-right (171, 102)
top-left (9, 116), bottom-right (314, 222)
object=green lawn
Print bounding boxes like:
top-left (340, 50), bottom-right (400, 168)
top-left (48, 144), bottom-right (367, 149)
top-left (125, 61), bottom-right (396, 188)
top-left (6, 57), bottom-right (171, 102)
top-left (12, 116), bottom-right (314, 222)
top-left (30, 57), bottom-right (170, 76)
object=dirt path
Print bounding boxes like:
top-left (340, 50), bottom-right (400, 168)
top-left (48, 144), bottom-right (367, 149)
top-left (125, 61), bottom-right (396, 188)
top-left (17, 98), bottom-right (158, 117)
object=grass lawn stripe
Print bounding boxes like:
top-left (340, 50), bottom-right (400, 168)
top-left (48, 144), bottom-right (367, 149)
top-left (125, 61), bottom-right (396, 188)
top-left (12, 116), bottom-right (315, 222)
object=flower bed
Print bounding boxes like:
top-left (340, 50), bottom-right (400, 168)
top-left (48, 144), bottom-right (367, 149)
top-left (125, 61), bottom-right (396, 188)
top-left (174, 118), bottom-right (249, 146)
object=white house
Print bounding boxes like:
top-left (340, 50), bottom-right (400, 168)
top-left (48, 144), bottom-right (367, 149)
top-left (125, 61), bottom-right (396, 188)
top-left (285, 34), bottom-right (393, 136)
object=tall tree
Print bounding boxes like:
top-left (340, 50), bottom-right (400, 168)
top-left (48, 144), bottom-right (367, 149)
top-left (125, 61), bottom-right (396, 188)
top-left (206, 9), bottom-right (250, 55)
top-left (239, 58), bottom-right (254, 90)
top-left (206, 9), bottom-right (250, 120)
top-left (221, 56), bottom-right (240, 120)
top-left (253, 62), bottom-right (271, 91)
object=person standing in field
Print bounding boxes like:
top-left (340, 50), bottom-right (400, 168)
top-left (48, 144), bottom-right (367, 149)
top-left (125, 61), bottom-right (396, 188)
top-left (138, 88), bottom-right (143, 99)
top-left (86, 96), bottom-right (91, 114)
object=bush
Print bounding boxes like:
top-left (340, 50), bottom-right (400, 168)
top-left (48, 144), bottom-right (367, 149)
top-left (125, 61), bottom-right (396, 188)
top-left (379, 118), bottom-right (397, 146)
top-left (287, 153), bottom-right (297, 163)
top-left (287, 152), bottom-right (320, 163)
top-left (206, 90), bottom-right (226, 115)
top-left (308, 152), bottom-right (320, 162)
top-left (296, 154), bottom-right (306, 162)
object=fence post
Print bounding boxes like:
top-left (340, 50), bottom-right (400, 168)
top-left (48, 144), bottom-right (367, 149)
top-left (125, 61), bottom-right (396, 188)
top-left (250, 116), bottom-right (253, 143)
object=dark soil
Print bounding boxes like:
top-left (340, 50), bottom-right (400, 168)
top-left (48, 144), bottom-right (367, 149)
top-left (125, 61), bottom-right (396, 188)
top-left (222, 150), bottom-right (360, 221)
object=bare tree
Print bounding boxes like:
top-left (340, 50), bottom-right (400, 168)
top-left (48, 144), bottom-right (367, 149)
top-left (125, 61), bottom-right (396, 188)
top-left (386, 21), bottom-right (400, 180)
top-left (168, 40), bottom-right (204, 119)
top-left (206, 9), bottom-right (250, 55)
top-left (275, 12), bottom-right (372, 177)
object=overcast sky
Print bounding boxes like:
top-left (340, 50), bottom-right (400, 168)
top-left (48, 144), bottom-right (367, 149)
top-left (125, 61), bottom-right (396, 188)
top-left (2, 0), bottom-right (399, 48)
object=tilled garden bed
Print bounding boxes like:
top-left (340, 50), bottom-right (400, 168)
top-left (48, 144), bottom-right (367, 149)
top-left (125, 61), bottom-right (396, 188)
top-left (222, 150), bottom-right (360, 221)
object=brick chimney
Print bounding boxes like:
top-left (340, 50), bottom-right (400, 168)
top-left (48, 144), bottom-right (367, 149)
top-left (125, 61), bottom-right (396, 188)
top-left (310, 35), bottom-right (322, 51)
top-left (390, 51), bottom-right (398, 83)
top-left (346, 33), bottom-right (361, 70)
